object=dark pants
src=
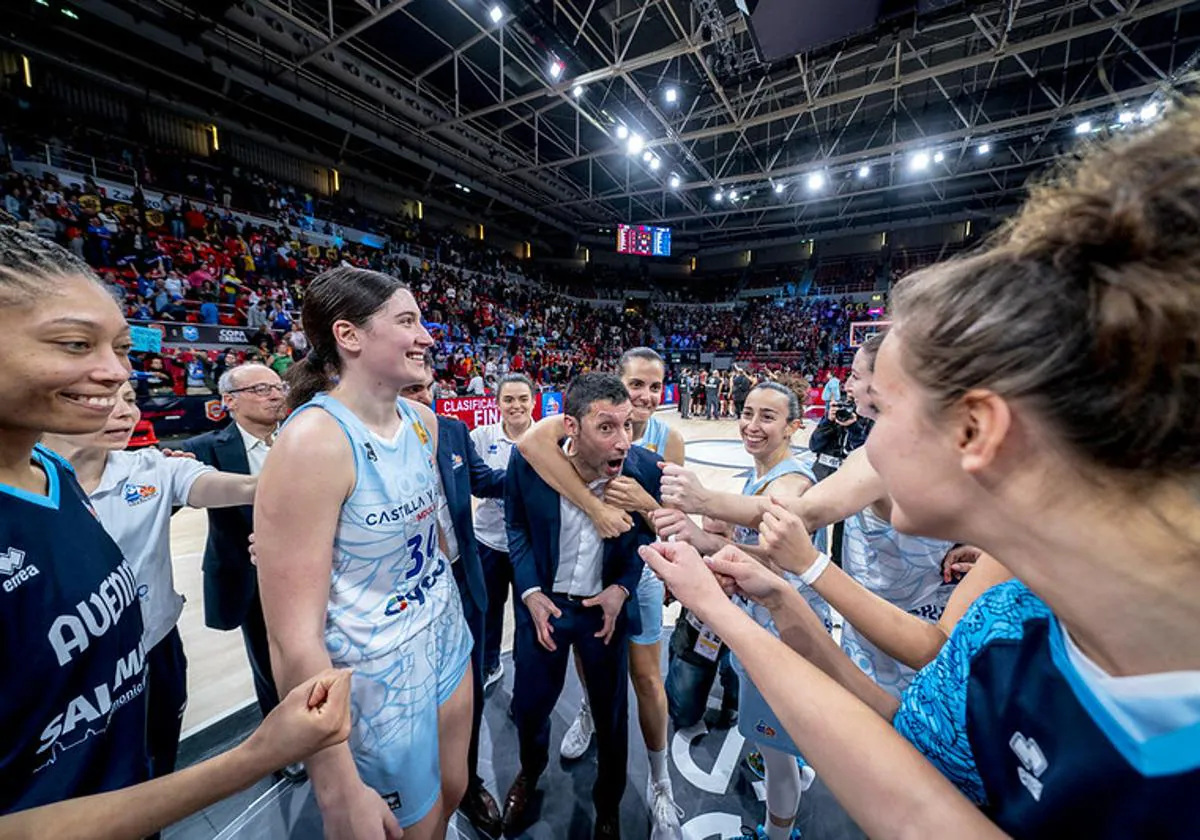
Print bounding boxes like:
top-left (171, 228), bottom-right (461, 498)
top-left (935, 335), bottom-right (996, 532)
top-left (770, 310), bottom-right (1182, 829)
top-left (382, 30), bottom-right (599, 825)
top-left (513, 596), bottom-right (630, 814)
top-left (452, 559), bottom-right (487, 789)
top-left (146, 627), bottom-right (188, 778)
top-left (665, 614), bottom-right (739, 728)
top-left (241, 592), bottom-right (280, 718)
top-left (679, 392), bottom-right (691, 418)
top-left (479, 542), bottom-right (512, 675)
top-left (706, 395), bottom-right (719, 419)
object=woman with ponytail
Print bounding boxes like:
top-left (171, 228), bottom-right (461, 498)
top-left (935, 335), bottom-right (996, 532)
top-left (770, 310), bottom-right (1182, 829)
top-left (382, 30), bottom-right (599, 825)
top-left (255, 266), bottom-right (473, 840)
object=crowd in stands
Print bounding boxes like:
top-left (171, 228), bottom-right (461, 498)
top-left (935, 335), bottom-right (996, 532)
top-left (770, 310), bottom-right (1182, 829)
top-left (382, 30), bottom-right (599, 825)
top-left (1, 131), bottom-right (881, 401)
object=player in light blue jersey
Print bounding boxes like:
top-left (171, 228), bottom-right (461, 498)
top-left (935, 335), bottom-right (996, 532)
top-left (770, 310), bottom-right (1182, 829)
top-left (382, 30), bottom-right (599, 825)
top-left (517, 347), bottom-right (687, 840)
top-left (255, 266), bottom-right (472, 840)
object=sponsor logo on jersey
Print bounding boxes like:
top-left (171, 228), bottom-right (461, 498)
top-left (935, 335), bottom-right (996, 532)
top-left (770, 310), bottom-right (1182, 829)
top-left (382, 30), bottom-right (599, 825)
top-left (754, 719), bottom-right (777, 739)
top-left (383, 791), bottom-right (403, 811)
top-left (363, 441), bottom-right (378, 462)
top-left (451, 453), bottom-right (463, 470)
top-left (384, 555), bottom-right (447, 616)
top-left (0, 547), bottom-right (40, 594)
top-left (1009, 731), bottom-right (1048, 802)
top-left (123, 483), bottom-right (160, 506)
top-left (413, 421), bottom-right (430, 447)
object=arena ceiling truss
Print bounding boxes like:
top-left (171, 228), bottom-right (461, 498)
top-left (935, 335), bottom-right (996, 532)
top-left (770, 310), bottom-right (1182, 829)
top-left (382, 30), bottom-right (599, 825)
top-left (30, 0), bottom-right (1200, 249)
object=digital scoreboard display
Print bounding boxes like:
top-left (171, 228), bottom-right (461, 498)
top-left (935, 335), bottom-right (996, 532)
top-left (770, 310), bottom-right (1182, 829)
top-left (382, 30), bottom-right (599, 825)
top-left (617, 224), bottom-right (672, 257)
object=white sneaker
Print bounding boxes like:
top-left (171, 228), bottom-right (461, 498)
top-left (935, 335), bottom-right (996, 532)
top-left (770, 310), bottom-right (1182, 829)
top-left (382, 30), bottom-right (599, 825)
top-left (559, 704), bottom-right (594, 760)
top-left (648, 780), bottom-right (684, 840)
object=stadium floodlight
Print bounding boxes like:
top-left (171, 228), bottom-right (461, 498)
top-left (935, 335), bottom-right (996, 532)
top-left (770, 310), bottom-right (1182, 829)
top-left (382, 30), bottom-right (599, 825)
top-left (649, 157), bottom-right (661, 171)
top-left (910, 151), bottom-right (931, 171)
top-left (642, 150), bottom-right (653, 163)
top-left (977, 143), bottom-right (990, 155)
top-left (615, 124), bottom-right (629, 140)
top-left (664, 86), bottom-right (679, 104)
top-left (1075, 121), bottom-right (1093, 135)
top-left (933, 151), bottom-right (945, 163)
top-left (774, 182), bottom-right (785, 194)
top-left (627, 133), bottom-right (645, 156)
top-left (549, 60), bottom-right (564, 80)
top-left (1118, 111), bottom-right (1135, 124)
top-left (669, 174), bottom-right (681, 188)
top-left (806, 172), bottom-right (825, 191)
top-left (714, 190), bottom-right (724, 202)
top-left (1140, 103), bottom-right (1159, 121)
top-left (729, 189), bottom-right (739, 199)
top-left (858, 165), bottom-right (870, 178)
top-left (489, 5), bottom-right (504, 23)
top-left (573, 85), bottom-right (584, 98)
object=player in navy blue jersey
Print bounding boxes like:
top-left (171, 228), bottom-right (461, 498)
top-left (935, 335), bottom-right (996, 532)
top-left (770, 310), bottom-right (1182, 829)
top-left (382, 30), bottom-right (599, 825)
top-left (640, 101), bottom-right (1200, 838)
top-left (0, 226), bottom-right (354, 839)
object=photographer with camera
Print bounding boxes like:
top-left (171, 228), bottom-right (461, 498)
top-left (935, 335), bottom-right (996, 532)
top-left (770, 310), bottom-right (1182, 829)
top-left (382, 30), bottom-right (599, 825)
top-left (807, 357), bottom-right (873, 567)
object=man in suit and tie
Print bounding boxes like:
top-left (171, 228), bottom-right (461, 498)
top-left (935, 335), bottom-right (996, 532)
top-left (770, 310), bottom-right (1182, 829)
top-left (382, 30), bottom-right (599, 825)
top-left (181, 362), bottom-right (288, 719)
top-left (401, 364), bottom-right (507, 837)
top-left (502, 373), bottom-right (662, 840)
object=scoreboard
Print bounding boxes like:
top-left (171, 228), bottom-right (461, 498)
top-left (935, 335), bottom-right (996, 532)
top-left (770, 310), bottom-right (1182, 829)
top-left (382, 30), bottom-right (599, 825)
top-left (617, 224), bottom-right (672, 257)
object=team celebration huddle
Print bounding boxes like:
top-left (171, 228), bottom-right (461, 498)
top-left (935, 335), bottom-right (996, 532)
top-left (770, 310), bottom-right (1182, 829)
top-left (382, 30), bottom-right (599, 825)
top-left (3, 56), bottom-right (1200, 840)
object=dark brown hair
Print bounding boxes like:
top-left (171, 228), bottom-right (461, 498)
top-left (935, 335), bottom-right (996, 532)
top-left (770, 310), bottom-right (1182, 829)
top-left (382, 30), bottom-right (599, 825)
top-left (286, 267), bottom-right (411, 410)
top-left (0, 225), bottom-right (103, 304)
top-left (892, 100), bottom-right (1200, 481)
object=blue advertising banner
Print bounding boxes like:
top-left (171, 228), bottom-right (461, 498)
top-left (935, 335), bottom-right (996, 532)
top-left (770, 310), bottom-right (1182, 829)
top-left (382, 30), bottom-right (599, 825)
top-left (540, 391), bottom-right (563, 418)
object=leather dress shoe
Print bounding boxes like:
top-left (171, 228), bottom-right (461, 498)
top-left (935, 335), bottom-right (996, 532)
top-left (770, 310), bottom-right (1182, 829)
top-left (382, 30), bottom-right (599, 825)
top-left (594, 811), bottom-right (621, 839)
top-left (502, 770), bottom-right (535, 836)
top-left (460, 782), bottom-right (502, 837)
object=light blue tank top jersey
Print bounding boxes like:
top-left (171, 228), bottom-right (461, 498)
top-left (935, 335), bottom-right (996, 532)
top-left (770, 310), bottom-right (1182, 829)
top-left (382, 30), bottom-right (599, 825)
top-left (731, 454), bottom-right (831, 640)
top-left (633, 414), bottom-right (671, 457)
top-left (840, 506), bottom-right (956, 697)
top-left (286, 393), bottom-right (471, 825)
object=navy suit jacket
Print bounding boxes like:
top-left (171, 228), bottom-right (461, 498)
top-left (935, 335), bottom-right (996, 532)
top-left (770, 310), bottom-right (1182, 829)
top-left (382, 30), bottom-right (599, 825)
top-left (179, 422), bottom-right (256, 631)
top-left (505, 445), bottom-right (662, 637)
top-left (435, 415), bottom-right (505, 616)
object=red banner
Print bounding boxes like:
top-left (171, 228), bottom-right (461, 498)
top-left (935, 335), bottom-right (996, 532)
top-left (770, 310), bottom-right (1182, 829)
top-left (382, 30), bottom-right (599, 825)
top-left (435, 391), bottom-right (562, 430)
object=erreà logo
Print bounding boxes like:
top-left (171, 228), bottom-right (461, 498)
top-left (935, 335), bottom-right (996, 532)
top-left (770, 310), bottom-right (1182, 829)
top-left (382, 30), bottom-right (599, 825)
top-left (0, 547), bottom-right (40, 594)
top-left (1009, 731), bottom-right (1048, 802)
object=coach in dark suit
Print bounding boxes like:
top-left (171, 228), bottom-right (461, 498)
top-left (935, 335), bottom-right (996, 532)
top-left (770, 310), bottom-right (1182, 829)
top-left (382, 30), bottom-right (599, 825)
top-left (181, 363), bottom-right (288, 718)
top-left (401, 371), bottom-right (507, 835)
top-left (501, 374), bottom-right (662, 840)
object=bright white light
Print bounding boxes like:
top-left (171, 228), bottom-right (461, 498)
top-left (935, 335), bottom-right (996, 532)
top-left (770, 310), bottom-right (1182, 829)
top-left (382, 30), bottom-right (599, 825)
top-left (642, 150), bottom-right (653, 163)
top-left (462, 186), bottom-right (471, 193)
top-left (549, 61), bottom-right (564, 80)
top-left (664, 86), bottom-right (678, 104)
top-left (806, 172), bottom-right (825, 191)
top-left (729, 189), bottom-right (739, 199)
top-left (911, 151), bottom-right (931, 171)
top-left (573, 85), bottom-right (584, 98)
top-left (1140, 103), bottom-right (1159, 121)
top-left (977, 143), bottom-right (990, 155)
top-left (649, 157), bottom-right (661, 171)
top-left (489, 5), bottom-right (503, 23)
top-left (858, 165), bottom-right (870, 178)
top-left (1118, 111), bottom-right (1134, 124)
top-left (714, 190), bottom-right (724, 202)
top-left (774, 182), bottom-right (785, 194)
top-left (933, 151), bottom-right (945, 163)
top-left (615, 124), bottom-right (629, 140)
top-left (1075, 121), bottom-right (1092, 135)
top-left (627, 133), bottom-right (644, 156)
top-left (669, 174), bottom-right (681, 188)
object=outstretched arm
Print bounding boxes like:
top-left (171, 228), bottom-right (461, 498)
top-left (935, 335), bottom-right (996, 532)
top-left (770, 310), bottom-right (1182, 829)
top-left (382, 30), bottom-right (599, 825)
top-left (186, 471), bottom-right (257, 508)
top-left (642, 542), bottom-right (1009, 840)
top-left (0, 670), bottom-right (353, 840)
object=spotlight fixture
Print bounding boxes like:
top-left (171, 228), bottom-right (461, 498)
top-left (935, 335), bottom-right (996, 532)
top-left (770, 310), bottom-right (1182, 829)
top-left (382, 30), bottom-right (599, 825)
top-left (858, 165), bottom-right (870, 178)
top-left (649, 157), bottom-right (661, 171)
top-left (729, 189), bottom-right (739, 199)
top-left (1075, 121), bottom-right (1093, 135)
top-left (642, 150), bottom-right (653, 163)
top-left (627, 133), bottom-right (645, 156)
top-left (1140, 103), bottom-right (1159, 121)
top-left (664, 86), bottom-right (678, 104)
top-left (1118, 111), bottom-right (1134, 124)
top-left (669, 174), bottom-right (681, 188)
top-left (933, 151), bottom-right (945, 163)
top-left (615, 124), bottom-right (629, 140)
top-left (806, 172), bottom-right (825, 191)
top-left (774, 182), bottom-right (785, 194)
top-left (910, 151), bottom-right (931, 171)
top-left (489, 5), bottom-right (503, 23)
top-left (714, 190), bottom-right (724, 202)
top-left (549, 60), bottom-right (564, 80)
top-left (977, 143), bottom-right (990, 155)
top-left (572, 85), bottom-right (584, 98)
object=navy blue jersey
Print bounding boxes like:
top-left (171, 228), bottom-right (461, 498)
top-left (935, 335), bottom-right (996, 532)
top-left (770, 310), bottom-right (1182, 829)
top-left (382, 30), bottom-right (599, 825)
top-left (895, 580), bottom-right (1200, 837)
top-left (0, 445), bottom-right (148, 814)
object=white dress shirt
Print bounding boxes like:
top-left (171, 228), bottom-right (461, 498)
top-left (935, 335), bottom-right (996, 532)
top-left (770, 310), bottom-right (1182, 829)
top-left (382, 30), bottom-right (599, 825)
top-left (235, 422), bottom-right (274, 476)
top-left (469, 421), bottom-right (519, 551)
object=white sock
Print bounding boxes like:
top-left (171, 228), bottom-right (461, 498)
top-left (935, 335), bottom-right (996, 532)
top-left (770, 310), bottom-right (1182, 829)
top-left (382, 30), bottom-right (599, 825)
top-left (765, 816), bottom-right (795, 840)
top-left (648, 748), bottom-right (670, 787)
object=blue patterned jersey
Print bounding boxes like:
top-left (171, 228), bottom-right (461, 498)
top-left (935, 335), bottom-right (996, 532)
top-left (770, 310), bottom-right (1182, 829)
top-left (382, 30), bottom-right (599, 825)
top-left (633, 414), bottom-right (671, 457)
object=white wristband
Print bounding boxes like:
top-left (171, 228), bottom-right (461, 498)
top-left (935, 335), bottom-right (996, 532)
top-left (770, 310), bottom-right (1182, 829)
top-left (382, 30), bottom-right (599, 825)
top-left (798, 552), bottom-right (831, 587)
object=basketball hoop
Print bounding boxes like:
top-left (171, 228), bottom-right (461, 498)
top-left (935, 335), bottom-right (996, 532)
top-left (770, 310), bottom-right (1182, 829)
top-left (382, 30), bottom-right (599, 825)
top-left (849, 320), bottom-right (891, 347)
